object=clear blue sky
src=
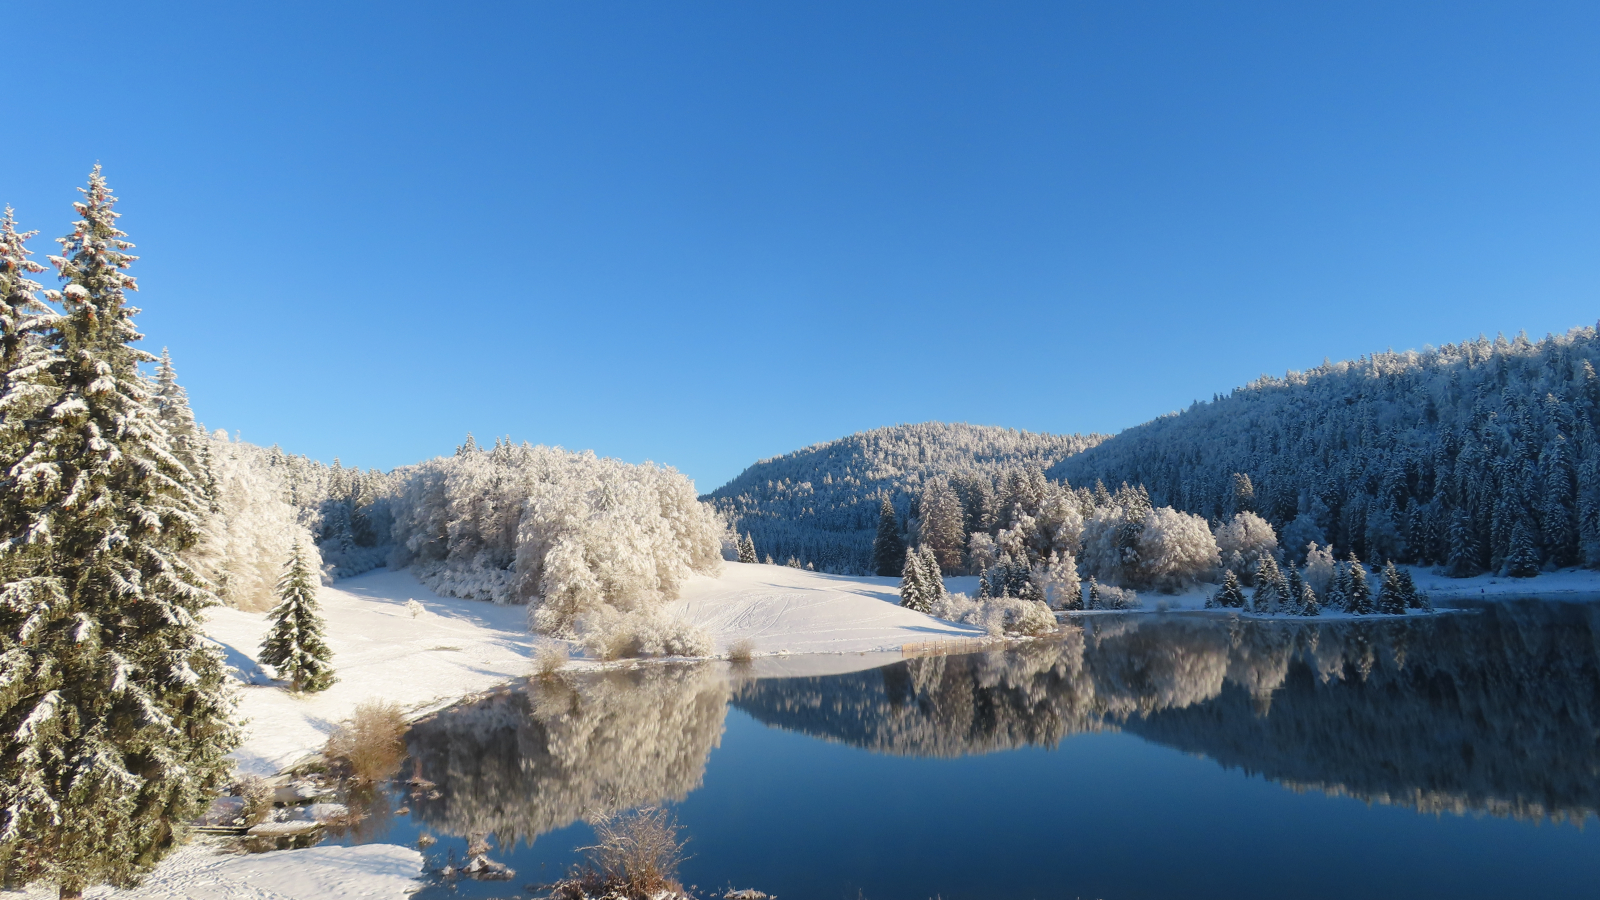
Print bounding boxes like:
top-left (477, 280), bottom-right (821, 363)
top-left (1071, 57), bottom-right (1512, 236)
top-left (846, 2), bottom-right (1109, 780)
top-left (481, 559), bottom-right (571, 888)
top-left (4, 1), bottom-right (1599, 492)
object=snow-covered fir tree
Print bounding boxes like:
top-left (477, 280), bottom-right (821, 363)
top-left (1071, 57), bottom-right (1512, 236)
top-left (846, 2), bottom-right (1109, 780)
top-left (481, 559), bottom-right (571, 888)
top-left (1251, 557), bottom-right (1285, 614)
top-left (872, 497), bottom-right (905, 575)
top-left (259, 543), bottom-right (335, 692)
top-left (737, 532), bottom-right (757, 564)
top-left (899, 547), bottom-right (932, 613)
top-left (1345, 555), bottom-right (1374, 615)
top-left (1377, 561), bottom-right (1407, 615)
top-left (918, 546), bottom-right (945, 603)
top-left (1504, 520), bottom-right (1541, 578)
top-left (1283, 564), bottom-right (1307, 615)
top-left (1209, 569), bottom-right (1246, 608)
top-left (0, 170), bottom-right (237, 899)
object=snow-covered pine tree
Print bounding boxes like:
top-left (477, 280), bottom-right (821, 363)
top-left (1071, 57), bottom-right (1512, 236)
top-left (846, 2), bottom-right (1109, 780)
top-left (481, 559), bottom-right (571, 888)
top-left (0, 207), bottom-right (58, 505)
top-left (1398, 567), bottom-right (1428, 611)
top-left (899, 547), bottom-right (930, 613)
top-left (1297, 578), bottom-right (1320, 616)
top-left (1211, 569), bottom-right (1246, 608)
top-left (259, 542), bottom-right (335, 693)
top-left (152, 349), bottom-right (211, 505)
top-left (1504, 520), bottom-right (1541, 578)
top-left (1087, 576), bottom-right (1101, 610)
top-left (737, 533), bottom-right (756, 564)
top-left (1039, 551), bottom-right (1081, 610)
top-left (1446, 509), bottom-right (1480, 577)
top-left (918, 478), bottom-right (966, 574)
top-left (873, 498), bottom-right (906, 576)
top-left (1283, 563), bottom-right (1306, 615)
top-left (0, 169), bottom-right (238, 899)
top-left (918, 546), bottom-right (944, 602)
top-left (1377, 561), bottom-right (1406, 614)
top-left (1346, 555), bottom-right (1374, 614)
top-left (976, 567), bottom-right (993, 601)
top-left (1251, 556), bottom-right (1284, 614)
top-left (1326, 561), bottom-right (1350, 611)
top-left (0, 207), bottom-right (54, 378)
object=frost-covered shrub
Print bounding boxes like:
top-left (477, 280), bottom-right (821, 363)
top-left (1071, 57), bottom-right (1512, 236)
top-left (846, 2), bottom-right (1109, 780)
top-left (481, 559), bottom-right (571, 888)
top-left (1092, 582), bottom-right (1141, 610)
top-left (575, 605), bottom-right (713, 660)
top-left (390, 443), bottom-right (724, 642)
top-left (1214, 511), bottom-right (1279, 582)
top-left (930, 592), bottom-right (1056, 636)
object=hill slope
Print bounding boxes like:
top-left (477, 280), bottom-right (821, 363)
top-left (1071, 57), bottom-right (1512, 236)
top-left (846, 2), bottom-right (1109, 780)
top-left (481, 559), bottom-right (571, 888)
top-left (706, 422), bottom-right (1105, 573)
top-left (1051, 324), bottom-right (1600, 574)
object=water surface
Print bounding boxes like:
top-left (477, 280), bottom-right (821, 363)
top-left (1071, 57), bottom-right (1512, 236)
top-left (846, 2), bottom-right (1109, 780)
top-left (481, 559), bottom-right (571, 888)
top-left (357, 602), bottom-right (1600, 899)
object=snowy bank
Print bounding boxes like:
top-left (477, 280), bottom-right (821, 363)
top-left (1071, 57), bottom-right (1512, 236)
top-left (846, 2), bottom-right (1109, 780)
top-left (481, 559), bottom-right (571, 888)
top-left (3, 841), bottom-right (422, 900)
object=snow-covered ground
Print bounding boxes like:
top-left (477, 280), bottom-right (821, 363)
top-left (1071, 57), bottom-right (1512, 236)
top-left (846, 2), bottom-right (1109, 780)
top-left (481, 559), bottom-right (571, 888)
top-left (2, 842), bottom-right (425, 900)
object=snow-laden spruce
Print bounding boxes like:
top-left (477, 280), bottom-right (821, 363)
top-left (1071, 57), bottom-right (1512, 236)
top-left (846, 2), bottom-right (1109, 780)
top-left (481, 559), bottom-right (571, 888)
top-left (392, 438), bottom-right (724, 656)
top-left (259, 542), bottom-right (335, 693)
top-left (0, 170), bottom-right (237, 900)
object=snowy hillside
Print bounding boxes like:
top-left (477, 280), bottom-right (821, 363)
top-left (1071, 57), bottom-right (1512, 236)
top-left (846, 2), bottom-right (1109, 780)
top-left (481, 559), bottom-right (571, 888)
top-left (706, 422), bottom-right (1106, 573)
top-left (1052, 323), bottom-right (1600, 577)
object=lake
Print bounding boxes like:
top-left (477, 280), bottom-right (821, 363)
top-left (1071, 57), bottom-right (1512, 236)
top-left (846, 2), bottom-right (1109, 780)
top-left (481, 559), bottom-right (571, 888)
top-left (343, 601), bottom-right (1600, 899)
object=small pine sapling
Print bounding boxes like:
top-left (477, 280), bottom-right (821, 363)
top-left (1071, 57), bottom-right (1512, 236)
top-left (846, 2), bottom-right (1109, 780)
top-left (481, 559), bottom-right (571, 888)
top-left (260, 542), bottom-right (336, 693)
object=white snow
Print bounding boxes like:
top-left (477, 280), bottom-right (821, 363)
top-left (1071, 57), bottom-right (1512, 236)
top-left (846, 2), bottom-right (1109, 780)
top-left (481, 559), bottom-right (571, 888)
top-left (666, 562), bottom-right (987, 656)
top-left (3, 841), bottom-right (422, 900)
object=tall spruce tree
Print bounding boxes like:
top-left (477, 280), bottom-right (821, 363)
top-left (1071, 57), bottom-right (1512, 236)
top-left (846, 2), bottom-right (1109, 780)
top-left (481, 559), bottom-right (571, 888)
top-left (1504, 520), bottom-right (1541, 578)
top-left (1377, 561), bottom-right (1406, 615)
top-left (899, 547), bottom-right (930, 612)
top-left (1210, 569), bottom-right (1246, 609)
top-left (1345, 555), bottom-right (1374, 614)
top-left (1251, 556), bottom-right (1284, 614)
top-left (736, 532), bottom-right (756, 564)
top-left (0, 169), bottom-right (238, 899)
top-left (872, 498), bottom-right (906, 576)
top-left (917, 546), bottom-right (944, 604)
top-left (260, 543), bottom-right (335, 693)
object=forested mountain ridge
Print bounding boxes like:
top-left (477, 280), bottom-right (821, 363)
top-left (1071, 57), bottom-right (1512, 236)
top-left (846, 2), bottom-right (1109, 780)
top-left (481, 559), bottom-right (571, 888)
top-left (705, 422), bottom-right (1107, 574)
top-left (1051, 324), bottom-right (1600, 575)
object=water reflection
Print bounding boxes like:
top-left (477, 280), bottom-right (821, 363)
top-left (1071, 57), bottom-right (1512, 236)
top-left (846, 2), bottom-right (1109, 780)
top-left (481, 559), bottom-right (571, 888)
top-left (403, 602), bottom-right (1600, 854)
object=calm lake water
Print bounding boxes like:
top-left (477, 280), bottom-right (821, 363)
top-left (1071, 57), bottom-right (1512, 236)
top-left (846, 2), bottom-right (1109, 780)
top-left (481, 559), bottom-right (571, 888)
top-left (342, 602), bottom-right (1600, 899)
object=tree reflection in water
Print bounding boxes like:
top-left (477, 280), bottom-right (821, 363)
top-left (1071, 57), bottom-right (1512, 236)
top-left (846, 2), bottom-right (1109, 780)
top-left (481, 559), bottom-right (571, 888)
top-left (403, 602), bottom-right (1600, 853)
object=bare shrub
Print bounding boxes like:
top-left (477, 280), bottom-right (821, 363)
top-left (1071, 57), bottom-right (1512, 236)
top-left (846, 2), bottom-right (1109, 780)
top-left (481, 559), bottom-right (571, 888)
top-left (726, 638), bottom-right (755, 664)
top-left (326, 700), bottom-right (408, 783)
top-left (535, 641), bottom-right (569, 678)
top-left (571, 807), bottom-right (688, 899)
top-left (236, 775), bottom-right (275, 826)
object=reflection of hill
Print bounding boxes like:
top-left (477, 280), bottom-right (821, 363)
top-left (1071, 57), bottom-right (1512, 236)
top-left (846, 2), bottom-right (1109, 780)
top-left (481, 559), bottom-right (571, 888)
top-left (734, 605), bottom-right (1600, 823)
top-left (405, 664), bottom-right (730, 843)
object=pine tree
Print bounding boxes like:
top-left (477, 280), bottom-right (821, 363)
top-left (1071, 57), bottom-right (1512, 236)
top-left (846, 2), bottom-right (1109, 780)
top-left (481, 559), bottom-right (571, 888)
top-left (1298, 578), bottom-right (1320, 616)
top-left (872, 498), bottom-right (906, 576)
top-left (1397, 567), bottom-right (1428, 611)
top-left (1211, 569), bottom-right (1246, 608)
top-left (0, 207), bottom-right (54, 378)
top-left (918, 546), bottom-right (944, 603)
top-left (1283, 563), bottom-right (1306, 615)
top-left (0, 207), bottom-right (59, 525)
top-left (1446, 508), bottom-right (1480, 577)
top-left (976, 567), bottom-right (993, 601)
top-left (259, 543), bottom-right (335, 693)
top-left (1504, 519), bottom-right (1541, 578)
top-left (1087, 576), bottom-right (1101, 610)
top-left (737, 533), bottom-right (756, 564)
top-left (899, 547), bottom-right (930, 613)
top-left (1346, 554), bottom-right (1374, 614)
top-left (0, 169), bottom-right (238, 899)
top-left (1377, 561), bottom-right (1406, 614)
top-left (1251, 556), bottom-right (1284, 614)
top-left (152, 349), bottom-right (211, 506)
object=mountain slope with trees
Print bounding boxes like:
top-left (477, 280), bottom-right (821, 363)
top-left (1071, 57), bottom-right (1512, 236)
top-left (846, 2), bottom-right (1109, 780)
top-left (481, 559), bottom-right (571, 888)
top-left (1050, 324), bottom-right (1600, 576)
top-left (705, 422), bottom-right (1106, 574)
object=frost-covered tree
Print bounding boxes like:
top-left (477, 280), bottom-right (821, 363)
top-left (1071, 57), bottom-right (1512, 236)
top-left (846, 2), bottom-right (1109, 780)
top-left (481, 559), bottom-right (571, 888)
top-left (1209, 569), bottom-right (1246, 609)
top-left (1398, 567), bottom-right (1428, 611)
top-left (259, 543), bottom-right (335, 693)
top-left (918, 546), bottom-right (945, 603)
top-left (191, 433), bottom-right (323, 611)
top-left (899, 547), bottom-right (932, 613)
top-left (1377, 562), bottom-right (1407, 615)
top-left (1134, 506), bottom-right (1219, 592)
top-left (1504, 520), bottom-right (1541, 578)
top-left (737, 533), bottom-right (756, 564)
top-left (918, 478), bottom-right (965, 573)
top-left (1214, 512), bottom-right (1278, 583)
top-left (1036, 551), bottom-right (1081, 610)
top-left (1345, 555), bottom-right (1374, 615)
top-left (1283, 564), bottom-right (1307, 615)
top-left (1302, 543), bottom-right (1336, 598)
top-left (0, 169), bottom-right (237, 899)
top-left (1251, 556), bottom-right (1285, 614)
top-left (872, 497), bottom-right (906, 576)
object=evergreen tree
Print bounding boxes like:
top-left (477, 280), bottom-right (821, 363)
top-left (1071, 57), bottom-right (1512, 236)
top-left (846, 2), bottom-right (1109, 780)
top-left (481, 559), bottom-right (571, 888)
top-left (1251, 556), bottom-right (1284, 614)
top-left (1298, 578), bottom-right (1320, 616)
top-left (1326, 561), bottom-right (1350, 611)
top-left (1346, 555), bottom-right (1374, 614)
top-left (1377, 561), bottom-right (1406, 615)
top-left (1446, 509), bottom-right (1479, 577)
top-left (918, 546), bottom-right (944, 603)
top-left (1398, 567), bottom-right (1429, 611)
top-left (0, 207), bottom-right (53, 377)
top-left (899, 547), bottom-right (930, 613)
top-left (152, 349), bottom-right (211, 506)
top-left (259, 543), bottom-right (335, 693)
top-left (0, 169), bottom-right (238, 899)
top-left (1283, 563), bottom-right (1306, 615)
top-left (1087, 576), bottom-right (1101, 610)
top-left (737, 533), bottom-right (756, 564)
top-left (1504, 520), bottom-right (1541, 578)
top-left (976, 567), bottom-right (992, 601)
top-left (872, 498), bottom-right (906, 576)
top-left (1211, 569), bottom-right (1246, 608)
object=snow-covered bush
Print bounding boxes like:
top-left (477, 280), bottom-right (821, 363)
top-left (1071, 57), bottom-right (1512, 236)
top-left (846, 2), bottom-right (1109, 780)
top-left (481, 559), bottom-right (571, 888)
top-left (1090, 581), bottom-right (1141, 610)
top-left (930, 592), bottom-right (1056, 636)
top-left (1135, 507), bottom-right (1219, 592)
top-left (390, 442), bottom-right (724, 652)
top-left (1214, 511), bottom-right (1279, 582)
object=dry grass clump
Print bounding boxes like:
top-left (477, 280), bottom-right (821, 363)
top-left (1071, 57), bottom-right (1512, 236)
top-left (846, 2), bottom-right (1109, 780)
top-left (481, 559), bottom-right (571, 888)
top-left (551, 807), bottom-right (689, 899)
top-left (726, 638), bottom-right (756, 664)
top-left (236, 775), bottom-right (275, 826)
top-left (536, 641), bottom-right (570, 678)
top-left (326, 700), bottom-right (408, 783)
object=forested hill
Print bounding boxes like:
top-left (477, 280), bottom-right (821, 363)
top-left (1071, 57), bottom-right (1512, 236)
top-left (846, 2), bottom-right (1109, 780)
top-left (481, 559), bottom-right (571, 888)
top-left (706, 422), bottom-right (1106, 574)
top-left (1050, 323), bottom-right (1600, 575)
